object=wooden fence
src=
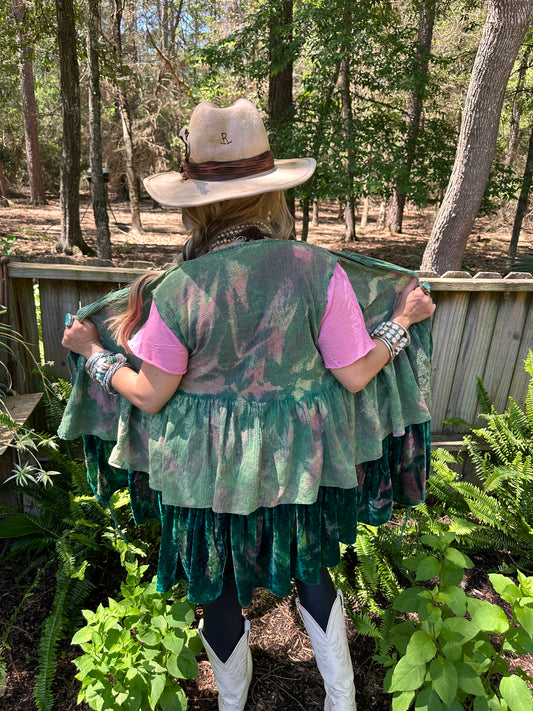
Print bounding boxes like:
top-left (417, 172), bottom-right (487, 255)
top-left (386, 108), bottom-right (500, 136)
top-left (1, 259), bottom-right (532, 447)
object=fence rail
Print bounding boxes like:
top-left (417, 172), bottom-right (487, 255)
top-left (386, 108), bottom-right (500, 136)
top-left (1, 260), bottom-right (532, 439)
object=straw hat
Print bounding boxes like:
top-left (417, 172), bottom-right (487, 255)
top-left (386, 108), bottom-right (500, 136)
top-left (143, 99), bottom-right (316, 207)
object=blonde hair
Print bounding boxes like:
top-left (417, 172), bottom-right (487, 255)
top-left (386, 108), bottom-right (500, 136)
top-left (109, 191), bottom-right (293, 348)
top-left (182, 190), bottom-right (293, 258)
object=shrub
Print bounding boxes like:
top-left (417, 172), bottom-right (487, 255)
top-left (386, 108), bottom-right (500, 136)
top-left (381, 531), bottom-right (533, 710)
top-left (72, 560), bottom-right (202, 711)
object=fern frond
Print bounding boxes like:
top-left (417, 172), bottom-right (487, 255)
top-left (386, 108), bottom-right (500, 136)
top-left (34, 577), bottom-right (69, 711)
top-left (476, 376), bottom-right (495, 415)
top-left (377, 608), bottom-right (402, 656)
top-left (349, 612), bottom-right (381, 639)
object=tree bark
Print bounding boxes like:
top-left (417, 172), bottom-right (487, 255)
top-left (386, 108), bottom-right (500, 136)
top-left (86, 0), bottom-right (111, 259)
top-left (55, 0), bottom-right (91, 253)
top-left (12, 0), bottom-right (47, 205)
top-left (509, 121), bottom-right (533, 266)
top-left (0, 162), bottom-right (9, 204)
top-left (339, 51), bottom-right (356, 242)
top-left (268, 0), bottom-right (293, 149)
top-left (421, 0), bottom-right (533, 274)
top-left (504, 43), bottom-right (531, 169)
top-left (360, 196), bottom-right (369, 228)
top-left (312, 199), bottom-right (319, 226)
top-left (300, 197), bottom-right (309, 242)
top-left (112, 0), bottom-right (143, 235)
top-left (386, 0), bottom-right (436, 233)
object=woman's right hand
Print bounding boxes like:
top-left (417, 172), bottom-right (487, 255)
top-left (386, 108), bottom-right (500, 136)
top-left (62, 318), bottom-right (104, 359)
top-left (391, 277), bottom-right (435, 328)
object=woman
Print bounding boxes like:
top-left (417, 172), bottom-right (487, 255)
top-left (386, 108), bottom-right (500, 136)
top-left (61, 99), bottom-right (435, 711)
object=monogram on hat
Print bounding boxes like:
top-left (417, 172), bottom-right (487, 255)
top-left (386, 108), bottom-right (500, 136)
top-left (143, 99), bottom-right (316, 207)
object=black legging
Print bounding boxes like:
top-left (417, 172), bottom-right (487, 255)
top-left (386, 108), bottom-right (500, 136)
top-left (201, 567), bottom-right (336, 662)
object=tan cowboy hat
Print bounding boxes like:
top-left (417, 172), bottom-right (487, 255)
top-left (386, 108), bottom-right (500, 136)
top-left (143, 99), bottom-right (316, 207)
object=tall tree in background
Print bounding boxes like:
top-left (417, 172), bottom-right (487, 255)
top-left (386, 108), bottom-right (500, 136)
top-left (504, 40), bottom-right (532, 169)
top-left (386, 0), bottom-right (436, 233)
top-left (12, 0), bottom-right (47, 204)
top-left (509, 121), bottom-right (533, 266)
top-left (268, 0), bottom-right (293, 139)
top-left (268, 0), bottom-right (294, 217)
top-left (86, 0), bottom-right (111, 259)
top-left (421, 0), bottom-right (533, 274)
top-left (339, 41), bottom-right (357, 242)
top-left (55, 0), bottom-right (90, 253)
top-left (112, 0), bottom-right (143, 235)
top-left (0, 161), bottom-right (9, 204)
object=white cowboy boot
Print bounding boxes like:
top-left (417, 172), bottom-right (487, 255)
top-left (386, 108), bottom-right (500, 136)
top-left (296, 590), bottom-right (357, 711)
top-left (198, 618), bottom-right (253, 711)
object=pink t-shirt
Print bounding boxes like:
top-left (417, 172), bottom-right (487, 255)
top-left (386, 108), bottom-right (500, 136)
top-left (128, 263), bottom-right (375, 373)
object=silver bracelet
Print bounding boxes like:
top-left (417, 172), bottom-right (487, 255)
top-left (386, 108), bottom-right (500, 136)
top-left (85, 350), bottom-right (130, 394)
top-left (372, 336), bottom-right (395, 365)
top-left (371, 320), bottom-right (411, 363)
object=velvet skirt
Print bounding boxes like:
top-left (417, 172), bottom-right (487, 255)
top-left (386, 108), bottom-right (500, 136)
top-left (84, 420), bottom-right (430, 607)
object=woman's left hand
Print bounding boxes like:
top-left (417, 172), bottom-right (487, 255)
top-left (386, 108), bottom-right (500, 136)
top-left (391, 277), bottom-right (435, 328)
top-left (62, 318), bottom-right (104, 359)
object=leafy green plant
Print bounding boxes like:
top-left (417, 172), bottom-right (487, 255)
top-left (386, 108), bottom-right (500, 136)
top-left (380, 531), bottom-right (533, 711)
top-left (0, 233), bottom-right (17, 255)
top-left (72, 559), bottom-right (202, 711)
top-left (424, 351), bottom-right (533, 567)
top-left (0, 369), bottom-right (118, 711)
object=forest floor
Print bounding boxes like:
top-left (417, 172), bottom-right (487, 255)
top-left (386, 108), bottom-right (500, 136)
top-left (0, 192), bottom-right (532, 273)
top-left (0, 193), bottom-right (532, 711)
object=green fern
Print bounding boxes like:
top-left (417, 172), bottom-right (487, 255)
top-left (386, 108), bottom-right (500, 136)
top-left (34, 574), bottom-right (69, 711)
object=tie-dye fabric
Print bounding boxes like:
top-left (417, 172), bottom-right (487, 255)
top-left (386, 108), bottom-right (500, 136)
top-left (58, 241), bottom-right (432, 604)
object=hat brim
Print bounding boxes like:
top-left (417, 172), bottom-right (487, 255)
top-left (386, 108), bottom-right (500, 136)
top-left (143, 158), bottom-right (316, 208)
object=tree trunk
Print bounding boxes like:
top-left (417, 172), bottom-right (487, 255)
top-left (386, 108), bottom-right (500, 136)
top-left (312, 199), bottom-right (319, 226)
top-left (112, 0), bottom-right (143, 235)
top-left (268, 0), bottom-right (293, 150)
top-left (387, 0), bottom-right (436, 233)
top-left (339, 51), bottom-right (356, 242)
top-left (377, 199), bottom-right (387, 229)
top-left (86, 0), bottom-right (112, 260)
top-left (504, 43), bottom-right (531, 169)
top-left (360, 196), bottom-right (369, 228)
top-left (421, 0), bottom-right (533, 274)
top-left (0, 162), bottom-right (9, 204)
top-left (55, 0), bottom-right (91, 253)
top-left (300, 197), bottom-right (309, 242)
top-left (12, 0), bottom-right (47, 205)
top-left (509, 122), bottom-right (533, 266)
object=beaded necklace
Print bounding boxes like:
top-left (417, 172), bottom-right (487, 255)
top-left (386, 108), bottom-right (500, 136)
top-left (208, 221), bottom-right (272, 252)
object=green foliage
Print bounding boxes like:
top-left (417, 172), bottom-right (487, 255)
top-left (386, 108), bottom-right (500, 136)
top-left (72, 560), bottom-right (201, 711)
top-left (382, 532), bottom-right (533, 711)
top-left (0, 363), bottom-right (114, 711)
top-left (332, 524), bottom-right (407, 652)
top-left (336, 351), bottom-right (533, 704)
top-left (479, 164), bottom-right (522, 216)
top-left (0, 233), bottom-right (17, 255)
top-left (427, 351), bottom-right (533, 567)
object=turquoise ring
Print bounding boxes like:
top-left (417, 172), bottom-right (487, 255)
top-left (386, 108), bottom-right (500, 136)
top-left (65, 313), bottom-right (77, 328)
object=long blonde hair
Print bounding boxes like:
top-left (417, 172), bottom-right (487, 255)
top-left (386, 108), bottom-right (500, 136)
top-left (109, 190), bottom-right (293, 348)
top-left (182, 190), bottom-right (293, 258)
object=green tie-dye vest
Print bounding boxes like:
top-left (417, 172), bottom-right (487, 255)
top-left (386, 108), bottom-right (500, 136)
top-left (58, 240), bottom-right (431, 518)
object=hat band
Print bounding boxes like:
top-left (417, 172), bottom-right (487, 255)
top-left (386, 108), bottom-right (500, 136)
top-left (181, 150), bottom-right (275, 182)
